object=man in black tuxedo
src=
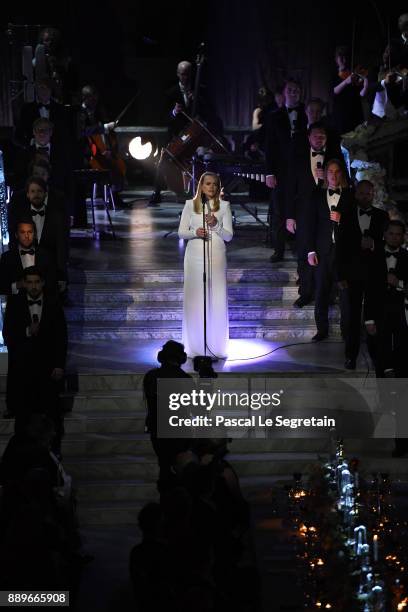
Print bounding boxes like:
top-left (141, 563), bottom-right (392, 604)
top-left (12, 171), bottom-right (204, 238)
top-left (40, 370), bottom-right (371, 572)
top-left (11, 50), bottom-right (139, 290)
top-left (7, 177), bottom-right (68, 289)
top-left (14, 78), bottom-right (66, 148)
top-left (286, 123), bottom-right (342, 308)
top-left (10, 158), bottom-right (70, 232)
top-left (364, 221), bottom-right (408, 457)
top-left (337, 181), bottom-right (389, 369)
top-left (364, 221), bottom-right (408, 377)
top-left (149, 61), bottom-right (194, 205)
top-left (166, 61), bottom-right (194, 139)
top-left (2, 266), bottom-right (67, 442)
top-left (0, 219), bottom-right (56, 298)
top-left (306, 160), bottom-right (352, 341)
top-left (264, 79), bottom-right (307, 263)
top-left (149, 61), bottom-right (221, 205)
top-left (15, 117), bottom-right (71, 195)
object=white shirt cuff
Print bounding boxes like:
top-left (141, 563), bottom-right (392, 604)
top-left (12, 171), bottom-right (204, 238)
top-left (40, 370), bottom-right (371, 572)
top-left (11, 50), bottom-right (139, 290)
top-left (307, 251), bottom-right (316, 257)
top-left (365, 320), bottom-right (375, 325)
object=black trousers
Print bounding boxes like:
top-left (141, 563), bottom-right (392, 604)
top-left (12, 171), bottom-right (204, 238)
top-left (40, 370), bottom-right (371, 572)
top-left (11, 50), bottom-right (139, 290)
top-left (375, 299), bottom-right (408, 377)
top-left (296, 223), bottom-right (314, 300)
top-left (6, 348), bottom-right (64, 451)
top-left (341, 279), bottom-right (378, 365)
top-left (314, 246), bottom-right (336, 334)
top-left (267, 186), bottom-right (287, 256)
top-left (314, 245), bottom-right (348, 335)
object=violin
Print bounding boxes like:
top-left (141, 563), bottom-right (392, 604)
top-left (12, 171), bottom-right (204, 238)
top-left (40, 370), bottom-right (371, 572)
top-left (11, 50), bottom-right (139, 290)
top-left (338, 66), bottom-right (368, 82)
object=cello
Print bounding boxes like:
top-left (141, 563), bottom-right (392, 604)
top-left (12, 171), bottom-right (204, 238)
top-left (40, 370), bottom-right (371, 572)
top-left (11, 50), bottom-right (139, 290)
top-left (162, 44), bottom-right (228, 193)
top-left (86, 93), bottom-right (139, 185)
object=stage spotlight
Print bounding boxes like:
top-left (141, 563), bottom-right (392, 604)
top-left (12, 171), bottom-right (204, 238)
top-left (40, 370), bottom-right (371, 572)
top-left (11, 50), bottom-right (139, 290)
top-left (129, 136), bottom-right (153, 160)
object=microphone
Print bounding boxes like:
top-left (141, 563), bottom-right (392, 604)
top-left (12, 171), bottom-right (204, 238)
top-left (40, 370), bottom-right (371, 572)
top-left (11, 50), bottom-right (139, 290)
top-left (331, 205), bottom-right (340, 240)
top-left (201, 193), bottom-right (207, 239)
top-left (316, 161), bottom-right (323, 186)
top-left (388, 267), bottom-right (396, 290)
top-left (330, 205), bottom-right (340, 223)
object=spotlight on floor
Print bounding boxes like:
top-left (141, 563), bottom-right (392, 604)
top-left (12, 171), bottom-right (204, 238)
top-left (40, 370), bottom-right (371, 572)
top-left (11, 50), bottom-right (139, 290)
top-left (129, 136), bottom-right (153, 160)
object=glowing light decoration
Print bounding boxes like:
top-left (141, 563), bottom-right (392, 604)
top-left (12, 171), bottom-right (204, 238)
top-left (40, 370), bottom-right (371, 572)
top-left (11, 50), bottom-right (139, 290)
top-left (0, 151), bottom-right (8, 248)
top-left (129, 137), bottom-right (153, 160)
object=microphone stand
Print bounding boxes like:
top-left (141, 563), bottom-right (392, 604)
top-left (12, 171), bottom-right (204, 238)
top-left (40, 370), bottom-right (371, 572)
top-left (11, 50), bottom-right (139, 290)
top-left (202, 196), bottom-right (207, 356)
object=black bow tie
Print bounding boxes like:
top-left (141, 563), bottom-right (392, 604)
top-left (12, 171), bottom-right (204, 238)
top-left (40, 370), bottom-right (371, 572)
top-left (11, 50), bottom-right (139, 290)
top-left (359, 208), bottom-right (373, 216)
top-left (36, 146), bottom-right (49, 154)
top-left (312, 150), bottom-right (325, 157)
top-left (385, 250), bottom-right (400, 258)
top-left (28, 299), bottom-right (42, 306)
top-left (31, 209), bottom-right (45, 216)
top-left (328, 189), bottom-right (340, 196)
top-left (38, 103), bottom-right (50, 110)
top-left (20, 249), bottom-right (35, 256)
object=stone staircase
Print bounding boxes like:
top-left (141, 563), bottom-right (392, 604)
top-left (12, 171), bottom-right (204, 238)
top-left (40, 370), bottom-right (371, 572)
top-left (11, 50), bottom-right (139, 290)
top-left (66, 265), bottom-right (341, 341)
top-left (1, 261), bottom-right (406, 527)
top-left (1, 373), bottom-right (406, 526)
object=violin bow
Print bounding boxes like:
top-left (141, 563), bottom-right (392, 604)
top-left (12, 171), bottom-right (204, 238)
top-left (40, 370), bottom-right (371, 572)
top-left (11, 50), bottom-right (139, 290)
top-left (351, 18), bottom-right (356, 73)
top-left (114, 91), bottom-right (140, 127)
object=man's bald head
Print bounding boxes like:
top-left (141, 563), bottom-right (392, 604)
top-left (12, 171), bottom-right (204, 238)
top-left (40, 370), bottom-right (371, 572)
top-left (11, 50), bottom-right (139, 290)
top-left (398, 13), bottom-right (408, 35)
top-left (177, 61), bottom-right (192, 86)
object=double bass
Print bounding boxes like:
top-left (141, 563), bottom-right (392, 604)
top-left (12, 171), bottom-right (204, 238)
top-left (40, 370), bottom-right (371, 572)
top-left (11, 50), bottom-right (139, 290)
top-left (162, 44), bottom-right (228, 193)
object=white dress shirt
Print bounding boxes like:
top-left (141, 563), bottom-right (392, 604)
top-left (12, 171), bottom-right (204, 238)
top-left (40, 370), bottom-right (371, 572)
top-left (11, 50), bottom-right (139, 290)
top-left (357, 206), bottom-right (372, 234)
top-left (286, 106), bottom-right (298, 135)
top-left (179, 82), bottom-right (192, 107)
top-left (26, 293), bottom-right (43, 336)
top-left (35, 142), bottom-right (51, 156)
top-left (310, 149), bottom-right (325, 184)
top-left (11, 247), bottom-right (36, 295)
top-left (308, 188), bottom-right (341, 257)
top-left (365, 248), bottom-right (404, 326)
top-left (31, 205), bottom-right (46, 242)
top-left (38, 104), bottom-right (50, 119)
top-left (385, 249), bottom-right (404, 291)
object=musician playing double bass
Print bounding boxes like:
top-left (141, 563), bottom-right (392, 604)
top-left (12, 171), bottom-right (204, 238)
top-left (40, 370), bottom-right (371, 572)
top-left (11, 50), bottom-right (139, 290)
top-left (149, 59), bottom-right (220, 206)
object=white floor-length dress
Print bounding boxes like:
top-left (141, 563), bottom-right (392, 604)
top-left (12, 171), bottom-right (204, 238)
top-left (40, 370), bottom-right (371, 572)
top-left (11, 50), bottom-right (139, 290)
top-left (178, 198), bottom-right (233, 358)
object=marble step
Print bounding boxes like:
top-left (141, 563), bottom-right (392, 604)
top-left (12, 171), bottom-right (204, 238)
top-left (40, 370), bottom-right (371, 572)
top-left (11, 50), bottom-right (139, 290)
top-left (67, 319), bottom-right (341, 341)
top-left (66, 282), bottom-right (302, 303)
top-left (64, 302), bottom-right (340, 323)
top-left (65, 451), bottom-right (408, 488)
top-left (0, 395), bottom-right (146, 420)
top-left (64, 455), bottom-right (159, 480)
top-left (77, 501), bottom-right (145, 526)
top-left (76, 479), bottom-right (158, 504)
top-left (0, 425), bottom-right (394, 455)
top-left (68, 266), bottom-right (298, 285)
top-left (0, 367), bottom-right (365, 394)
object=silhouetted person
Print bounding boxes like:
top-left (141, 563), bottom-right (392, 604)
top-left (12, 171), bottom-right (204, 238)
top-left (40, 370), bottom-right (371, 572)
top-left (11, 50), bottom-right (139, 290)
top-left (143, 341), bottom-right (192, 493)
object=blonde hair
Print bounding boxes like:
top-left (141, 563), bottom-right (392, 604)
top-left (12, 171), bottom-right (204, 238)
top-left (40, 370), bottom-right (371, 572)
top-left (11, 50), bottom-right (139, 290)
top-left (323, 159), bottom-right (349, 189)
top-left (193, 172), bottom-right (221, 214)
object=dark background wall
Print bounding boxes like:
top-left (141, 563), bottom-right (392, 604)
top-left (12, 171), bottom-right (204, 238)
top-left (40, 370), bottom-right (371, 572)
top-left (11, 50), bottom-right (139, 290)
top-left (1, 0), bottom-right (407, 127)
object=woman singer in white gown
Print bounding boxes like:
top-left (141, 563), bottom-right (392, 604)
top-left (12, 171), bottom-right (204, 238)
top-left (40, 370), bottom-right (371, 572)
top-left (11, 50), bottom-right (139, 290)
top-left (178, 172), bottom-right (233, 358)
